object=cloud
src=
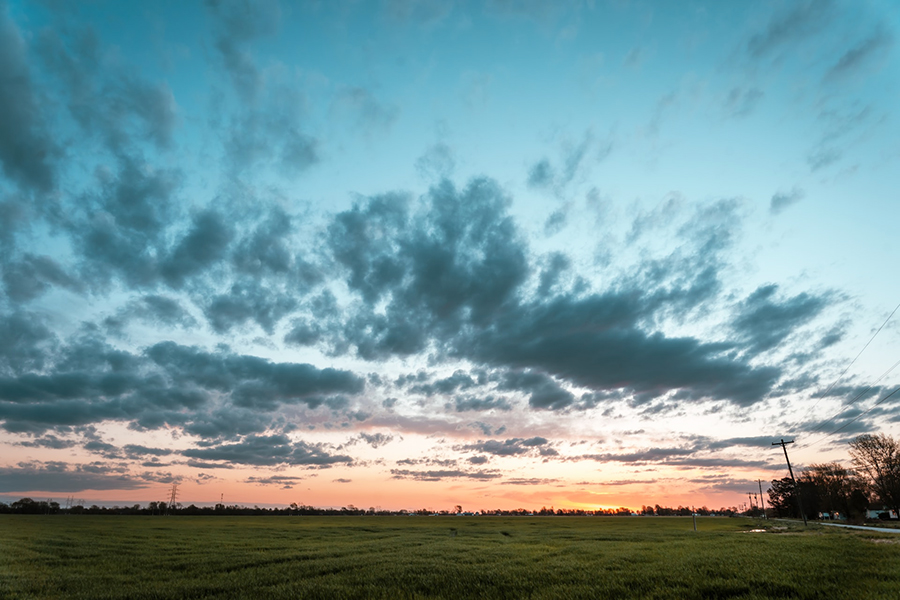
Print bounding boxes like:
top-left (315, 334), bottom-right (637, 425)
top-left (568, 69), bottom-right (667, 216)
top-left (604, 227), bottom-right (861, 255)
top-left (769, 188), bottom-right (804, 215)
top-left (182, 434), bottom-right (352, 467)
top-left (409, 370), bottom-right (478, 396)
top-left (527, 158), bottom-right (554, 189)
top-left (746, 0), bottom-right (833, 59)
top-left (451, 395), bottom-right (512, 412)
top-left (16, 435), bottom-right (77, 449)
top-left (36, 25), bottom-right (177, 154)
top-left (724, 87), bottom-right (764, 118)
top-left (332, 87), bottom-right (399, 137)
top-left (358, 432), bottom-right (394, 448)
top-left (205, 0), bottom-right (281, 103)
top-left (499, 370), bottom-right (575, 411)
top-left (105, 295), bottom-right (197, 333)
top-left (825, 28), bottom-right (893, 81)
top-left (247, 474), bottom-right (304, 489)
top-left (0, 461), bottom-right (149, 493)
top-left (0, 5), bottom-right (58, 192)
top-left (416, 142), bottom-right (456, 180)
top-left (326, 178), bottom-right (528, 360)
top-left (161, 209), bottom-right (234, 289)
top-left (461, 436), bottom-right (550, 457)
top-left (0, 311), bottom-right (57, 374)
top-left (731, 284), bottom-right (831, 355)
top-left (146, 342), bottom-right (365, 412)
top-left (384, 0), bottom-right (453, 25)
top-left (2, 254), bottom-right (84, 303)
top-left (390, 468), bottom-right (501, 481)
top-left (123, 444), bottom-right (174, 457)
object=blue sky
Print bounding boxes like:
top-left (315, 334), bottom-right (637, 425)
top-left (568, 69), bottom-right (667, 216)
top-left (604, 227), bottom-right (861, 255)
top-left (1, 0), bottom-right (898, 510)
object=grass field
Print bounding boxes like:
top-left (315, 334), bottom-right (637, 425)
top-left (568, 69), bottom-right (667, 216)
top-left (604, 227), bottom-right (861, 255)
top-left (1, 515), bottom-right (899, 599)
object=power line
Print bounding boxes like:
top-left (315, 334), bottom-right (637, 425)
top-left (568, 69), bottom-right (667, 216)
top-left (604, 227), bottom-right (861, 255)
top-left (799, 386), bottom-right (900, 451)
top-left (800, 356), bottom-right (900, 441)
top-left (793, 300), bottom-right (900, 431)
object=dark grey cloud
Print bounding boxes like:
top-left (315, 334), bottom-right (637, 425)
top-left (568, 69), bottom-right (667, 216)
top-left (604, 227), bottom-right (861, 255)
top-left (384, 0), bottom-right (454, 25)
top-left (161, 209), bottom-right (234, 289)
top-left (72, 156), bottom-right (182, 289)
top-left (204, 281), bottom-right (298, 334)
top-left (807, 147), bottom-right (841, 171)
top-left (825, 28), bottom-right (893, 80)
top-left (147, 342), bottom-right (365, 412)
top-left (0, 461), bottom-right (148, 493)
top-left (3, 254), bottom-right (84, 303)
top-left (17, 434), bottom-right (76, 449)
top-left (409, 369), bottom-right (478, 397)
top-left (104, 295), bottom-right (197, 333)
top-left (537, 252), bottom-right (571, 296)
top-left (416, 142), bottom-right (456, 180)
top-left (182, 434), bottom-right (351, 466)
top-left (332, 87), bottom-right (399, 137)
top-left (327, 179), bottom-right (528, 360)
top-left (451, 395), bottom-right (511, 412)
top-left (358, 432), bottom-right (394, 448)
top-left (500, 370), bottom-right (575, 411)
top-left (322, 184), bottom-right (788, 409)
top-left (526, 158), bottom-right (554, 189)
top-left (500, 477), bottom-right (558, 486)
top-left (224, 105), bottom-right (320, 176)
top-left (123, 444), bottom-right (174, 458)
top-left (461, 436), bottom-right (549, 457)
top-left (770, 188), bottom-right (804, 215)
top-left (0, 330), bottom-right (364, 434)
top-left (731, 284), bottom-right (830, 355)
top-left (206, 0), bottom-right (281, 103)
top-left (36, 25), bottom-right (177, 154)
top-left (247, 475), bottom-right (303, 489)
top-left (0, 311), bottom-right (57, 374)
top-left (746, 0), bottom-right (833, 58)
top-left (461, 293), bottom-right (779, 407)
top-left (699, 436), bottom-right (782, 451)
top-left (390, 468), bottom-right (501, 481)
top-left (0, 5), bottom-right (58, 193)
top-left (724, 87), bottom-right (764, 118)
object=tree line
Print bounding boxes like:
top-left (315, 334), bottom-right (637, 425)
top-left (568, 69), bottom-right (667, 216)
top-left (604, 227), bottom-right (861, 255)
top-left (767, 433), bottom-right (900, 522)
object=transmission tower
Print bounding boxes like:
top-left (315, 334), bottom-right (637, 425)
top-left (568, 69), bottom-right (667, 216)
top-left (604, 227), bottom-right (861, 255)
top-left (165, 483), bottom-right (178, 516)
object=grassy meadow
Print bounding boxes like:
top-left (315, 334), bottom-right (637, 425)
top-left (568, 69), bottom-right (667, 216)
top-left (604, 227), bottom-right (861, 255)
top-left (1, 515), bottom-right (899, 599)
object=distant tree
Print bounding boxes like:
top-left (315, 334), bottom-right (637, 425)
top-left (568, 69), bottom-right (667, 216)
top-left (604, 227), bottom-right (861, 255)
top-left (767, 477), bottom-right (798, 517)
top-left (11, 498), bottom-right (42, 514)
top-left (849, 433), bottom-right (900, 515)
top-left (454, 505), bottom-right (463, 514)
top-left (800, 462), bottom-right (869, 521)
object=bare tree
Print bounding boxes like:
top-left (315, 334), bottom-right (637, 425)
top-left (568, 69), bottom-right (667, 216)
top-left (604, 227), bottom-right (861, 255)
top-left (849, 433), bottom-right (900, 515)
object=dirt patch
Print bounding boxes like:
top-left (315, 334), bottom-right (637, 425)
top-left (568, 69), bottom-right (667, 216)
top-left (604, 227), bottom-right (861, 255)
top-left (868, 538), bottom-right (900, 545)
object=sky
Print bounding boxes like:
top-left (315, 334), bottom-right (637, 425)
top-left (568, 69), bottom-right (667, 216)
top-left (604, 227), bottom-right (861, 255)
top-left (1, 0), bottom-right (899, 512)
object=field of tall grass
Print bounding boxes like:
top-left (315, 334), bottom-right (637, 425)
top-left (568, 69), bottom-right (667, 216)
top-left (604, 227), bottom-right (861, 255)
top-left (1, 515), bottom-right (898, 599)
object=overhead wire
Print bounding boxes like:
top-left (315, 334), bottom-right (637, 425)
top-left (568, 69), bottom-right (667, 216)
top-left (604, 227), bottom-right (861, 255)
top-left (800, 355), bottom-right (900, 439)
top-left (794, 300), bottom-right (900, 429)
top-left (799, 386), bottom-right (900, 451)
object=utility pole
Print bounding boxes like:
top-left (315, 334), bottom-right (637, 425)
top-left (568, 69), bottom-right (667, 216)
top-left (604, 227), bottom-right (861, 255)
top-left (758, 480), bottom-right (767, 519)
top-left (747, 493), bottom-right (755, 514)
top-left (772, 439), bottom-right (807, 526)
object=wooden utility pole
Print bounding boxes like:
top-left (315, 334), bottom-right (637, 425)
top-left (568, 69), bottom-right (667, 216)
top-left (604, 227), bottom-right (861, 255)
top-left (758, 479), bottom-right (768, 519)
top-left (773, 439), bottom-right (807, 526)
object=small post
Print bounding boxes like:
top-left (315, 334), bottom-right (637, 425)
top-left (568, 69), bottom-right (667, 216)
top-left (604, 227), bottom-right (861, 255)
top-left (692, 512), bottom-right (697, 531)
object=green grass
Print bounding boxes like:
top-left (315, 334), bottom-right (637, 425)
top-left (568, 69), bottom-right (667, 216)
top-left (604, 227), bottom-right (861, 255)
top-left (1, 516), bottom-right (898, 599)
